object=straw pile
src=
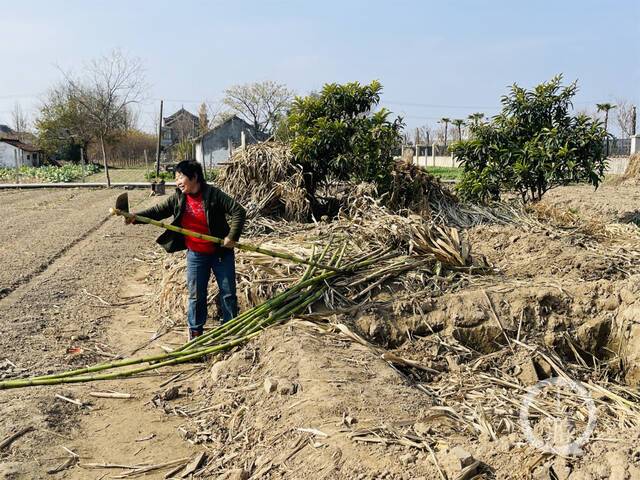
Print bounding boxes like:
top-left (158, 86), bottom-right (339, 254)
top-left (154, 192), bottom-right (490, 329)
top-left (216, 142), bottom-right (507, 228)
top-left (215, 142), bottom-right (310, 222)
top-left (622, 153), bottom-right (640, 183)
top-left (339, 327), bottom-right (640, 455)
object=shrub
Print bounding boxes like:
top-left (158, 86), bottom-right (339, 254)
top-left (451, 75), bottom-right (608, 203)
top-left (287, 80), bottom-right (404, 193)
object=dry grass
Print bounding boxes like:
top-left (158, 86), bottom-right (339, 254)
top-left (622, 153), bottom-right (640, 183)
top-left (216, 143), bottom-right (310, 222)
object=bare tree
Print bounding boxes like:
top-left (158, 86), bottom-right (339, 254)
top-left (11, 102), bottom-right (29, 139)
top-left (223, 80), bottom-right (294, 133)
top-left (615, 99), bottom-right (636, 137)
top-left (66, 49), bottom-right (147, 186)
top-left (416, 124), bottom-right (433, 145)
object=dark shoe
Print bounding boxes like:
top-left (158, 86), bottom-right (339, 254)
top-left (188, 329), bottom-right (203, 341)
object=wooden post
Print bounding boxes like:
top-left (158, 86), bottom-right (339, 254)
top-left (415, 127), bottom-right (420, 165)
top-left (200, 141), bottom-right (207, 179)
top-left (241, 130), bottom-right (246, 150)
top-left (144, 148), bottom-right (149, 178)
top-left (155, 100), bottom-right (163, 178)
top-left (228, 137), bottom-right (233, 159)
top-left (80, 146), bottom-right (86, 183)
top-left (14, 149), bottom-right (19, 184)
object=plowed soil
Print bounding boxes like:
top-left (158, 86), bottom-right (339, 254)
top-left (1, 184), bottom-right (640, 480)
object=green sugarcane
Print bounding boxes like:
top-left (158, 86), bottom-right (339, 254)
top-left (0, 285), bottom-right (327, 389)
top-left (0, 245), bottom-right (388, 389)
top-left (110, 207), bottom-right (345, 273)
top-left (178, 244), bottom-right (342, 352)
top-left (0, 266), bottom-right (331, 389)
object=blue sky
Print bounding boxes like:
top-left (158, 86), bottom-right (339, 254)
top-left (0, 0), bottom-right (638, 134)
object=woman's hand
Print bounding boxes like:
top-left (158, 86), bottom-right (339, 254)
top-left (223, 237), bottom-right (236, 249)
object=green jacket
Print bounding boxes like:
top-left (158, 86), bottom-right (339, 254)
top-left (137, 183), bottom-right (246, 253)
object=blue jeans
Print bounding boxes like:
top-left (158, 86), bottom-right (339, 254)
top-left (186, 249), bottom-right (238, 333)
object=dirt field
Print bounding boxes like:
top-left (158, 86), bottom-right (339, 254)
top-left (1, 184), bottom-right (639, 479)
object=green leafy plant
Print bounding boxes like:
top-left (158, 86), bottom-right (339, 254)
top-left (173, 139), bottom-right (194, 162)
top-left (0, 164), bottom-right (100, 182)
top-left (451, 75), bottom-right (609, 203)
top-left (143, 170), bottom-right (174, 182)
top-left (287, 80), bottom-right (404, 193)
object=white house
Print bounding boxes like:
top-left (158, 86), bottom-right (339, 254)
top-left (194, 116), bottom-right (269, 169)
top-left (0, 139), bottom-right (42, 168)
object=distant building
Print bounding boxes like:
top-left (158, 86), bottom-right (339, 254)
top-left (0, 138), bottom-right (42, 168)
top-left (194, 116), bottom-right (269, 168)
top-left (163, 108), bottom-right (200, 145)
top-left (0, 124), bottom-right (16, 139)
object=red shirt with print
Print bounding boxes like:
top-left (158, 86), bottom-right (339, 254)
top-left (181, 192), bottom-right (216, 254)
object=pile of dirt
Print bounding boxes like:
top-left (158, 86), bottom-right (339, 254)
top-left (144, 184), bottom-right (640, 479)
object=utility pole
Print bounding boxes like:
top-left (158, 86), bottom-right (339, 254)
top-left (632, 105), bottom-right (637, 136)
top-left (155, 100), bottom-right (163, 178)
top-left (80, 146), bottom-right (86, 183)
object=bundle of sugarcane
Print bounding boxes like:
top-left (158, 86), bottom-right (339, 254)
top-left (0, 243), bottom-right (389, 390)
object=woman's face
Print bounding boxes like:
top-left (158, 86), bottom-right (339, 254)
top-left (175, 172), bottom-right (200, 194)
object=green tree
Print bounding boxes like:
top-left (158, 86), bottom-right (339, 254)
top-left (287, 80), bottom-right (404, 193)
top-left (35, 84), bottom-right (93, 161)
top-left (439, 117), bottom-right (451, 147)
top-left (467, 112), bottom-right (485, 126)
top-left (596, 102), bottom-right (616, 155)
top-left (451, 119), bottom-right (465, 141)
top-left (451, 75), bottom-right (608, 203)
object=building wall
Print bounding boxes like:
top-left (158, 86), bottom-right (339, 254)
top-left (414, 155), bottom-right (460, 168)
top-left (198, 118), bottom-right (266, 168)
top-left (0, 143), bottom-right (40, 168)
top-left (0, 142), bottom-right (17, 167)
top-left (605, 157), bottom-right (630, 175)
top-left (0, 142), bottom-right (41, 168)
top-left (414, 154), bottom-right (632, 175)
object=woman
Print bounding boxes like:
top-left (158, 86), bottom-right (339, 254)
top-left (129, 160), bottom-right (246, 340)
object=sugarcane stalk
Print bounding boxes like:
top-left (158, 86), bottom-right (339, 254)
top-left (177, 242), bottom-right (333, 351)
top-left (0, 244), bottom-right (391, 390)
top-left (0, 284), bottom-right (327, 390)
top-left (110, 208), bottom-right (344, 273)
top-left (0, 334), bottom-right (260, 389)
top-left (0, 262), bottom-right (331, 389)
